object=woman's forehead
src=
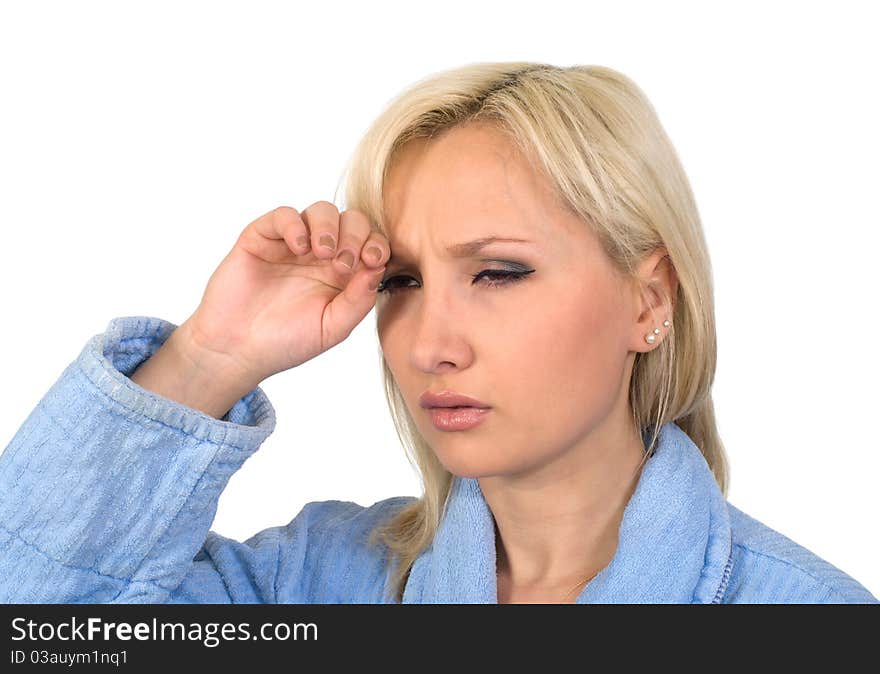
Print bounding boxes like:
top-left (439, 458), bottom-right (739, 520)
top-left (382, 126), bottom-right (566, 243)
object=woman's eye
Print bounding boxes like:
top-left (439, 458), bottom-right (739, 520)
top-left (376, 268), bottom-right (534, 295)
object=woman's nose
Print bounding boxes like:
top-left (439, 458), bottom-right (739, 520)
top-left (407, 288), bottom-right (472, 374)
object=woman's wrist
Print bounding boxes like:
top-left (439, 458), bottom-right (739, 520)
top-left (129, 319), bottom-right (261, 420)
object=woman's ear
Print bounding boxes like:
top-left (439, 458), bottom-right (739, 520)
top-left (631, 248), bottom-right (677, 352)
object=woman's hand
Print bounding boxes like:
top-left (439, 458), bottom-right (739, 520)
top-left (180, 203), bottom-right (389, 385)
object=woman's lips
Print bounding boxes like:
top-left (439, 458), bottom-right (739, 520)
top-left (427, 407), bottom-right (492, 431)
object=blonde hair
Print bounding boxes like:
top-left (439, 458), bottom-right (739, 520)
top-left (338, 62), bottom-right (729, 603)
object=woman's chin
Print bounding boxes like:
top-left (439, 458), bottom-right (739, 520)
top-left (433, 451), bottom-right (512, 479)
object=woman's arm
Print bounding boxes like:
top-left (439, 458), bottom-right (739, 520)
top-left (0, 315), bottom-right (282, 602)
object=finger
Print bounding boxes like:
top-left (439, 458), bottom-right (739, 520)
top-left (300, 200), bottom-right (341, 260)
top-left (359, 230), bottom-right (390, 268)
top-left (243, 206), bottom-right (310, 260)
top-left (322, 264), bottom-right (387, 347)
top-left (333, 209), bottom-right (372, 274)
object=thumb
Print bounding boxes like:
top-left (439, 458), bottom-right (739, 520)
top-left (322, 265), bottom-right (386, 346)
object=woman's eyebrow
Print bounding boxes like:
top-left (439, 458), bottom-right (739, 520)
top-left (388, 236), bottom-right (532, 263)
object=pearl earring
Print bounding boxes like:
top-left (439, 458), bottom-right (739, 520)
top-left (645, 319), bottom-right (672, 345)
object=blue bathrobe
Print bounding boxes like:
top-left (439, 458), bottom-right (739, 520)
top-left (0, 316), bottom-right (875, 603)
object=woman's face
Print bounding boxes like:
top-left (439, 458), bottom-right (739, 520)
top-left (376, 122), bottom-right (648, 479)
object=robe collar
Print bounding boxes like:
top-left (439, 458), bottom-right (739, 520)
top-left (401, 421), bottom-right (733, 603)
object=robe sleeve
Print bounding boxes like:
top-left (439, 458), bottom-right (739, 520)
top-left (0, 315), bottom-right (290, 602)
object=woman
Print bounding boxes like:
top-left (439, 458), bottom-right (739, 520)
top-left (0, 62), bottom-right (874, 603)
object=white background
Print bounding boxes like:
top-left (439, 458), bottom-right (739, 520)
top-left (1, 1), bottom-right (877, 599)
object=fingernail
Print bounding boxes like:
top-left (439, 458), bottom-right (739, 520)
top-left (335, 249), bottom-right (354, 269)
top-left (319, 234), bottom-right (336, 251)
top-left (366, 246), bottom-right (382, 263)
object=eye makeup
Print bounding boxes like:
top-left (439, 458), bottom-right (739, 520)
top-left (376, 260), bottom-right (535, 295)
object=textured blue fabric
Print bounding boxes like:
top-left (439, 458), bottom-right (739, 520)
top-left (0, 315), bottom-right (875, 604)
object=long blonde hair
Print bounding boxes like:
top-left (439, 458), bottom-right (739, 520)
top-left (338, 62), bottom-right (728, 603)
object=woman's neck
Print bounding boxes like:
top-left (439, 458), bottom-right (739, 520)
top-left (482, 420), bottom-right (647, 601)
